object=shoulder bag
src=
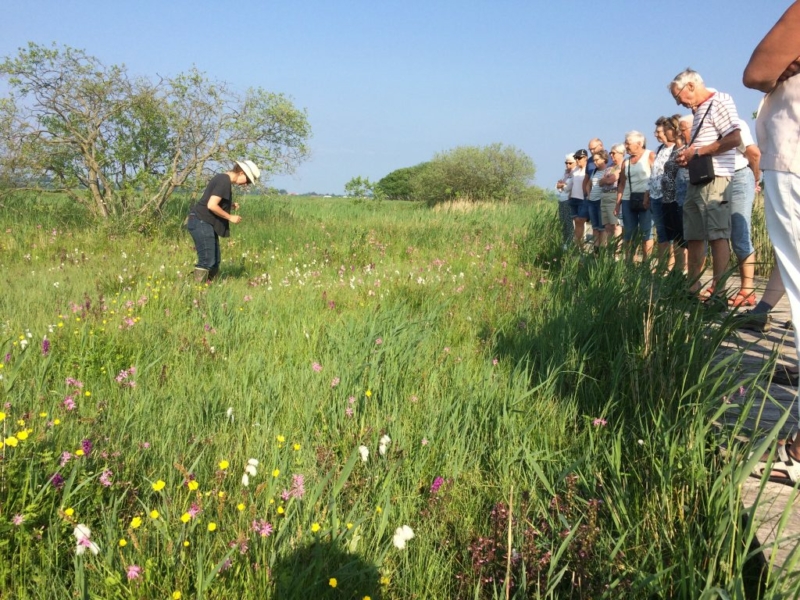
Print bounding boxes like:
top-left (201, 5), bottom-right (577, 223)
top-left (627, 160), bottom-right (647, 213)
top-left (687, 103), bottom-right (716, 186)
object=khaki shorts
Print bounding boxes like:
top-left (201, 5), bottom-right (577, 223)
top-left (601, 193), bottom-right (619, 226)
top-left (683, 176), bottom-right (732, 241)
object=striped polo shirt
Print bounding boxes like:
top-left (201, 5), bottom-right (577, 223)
top-left (690, 89), bottom-right (740, 177)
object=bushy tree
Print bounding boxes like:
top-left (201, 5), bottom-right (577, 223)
top-left (344, 175), bottom-right (384, 200)
top-left (410, 143), bottom-right (535, 206)
top-left (375, 162), bottom-right (429, 200)
top-left (0, 42), bottom-right (311, 218)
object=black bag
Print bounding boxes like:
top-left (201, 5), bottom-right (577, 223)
top-left (688, 154), bottom-right (715, 186)
top-left (687, 103), bottom-right (716, 186)
top-left (629, 191), bottom-right (647, 213)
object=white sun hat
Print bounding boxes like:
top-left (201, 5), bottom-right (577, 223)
top-left (235, 160), bottom-right (261, 183)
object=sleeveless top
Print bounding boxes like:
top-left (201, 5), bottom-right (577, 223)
top-left (622, 152), bottom-right (652, 200)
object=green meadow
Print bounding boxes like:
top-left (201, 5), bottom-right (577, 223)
top-left (0, 194), bottom-right (796, 598)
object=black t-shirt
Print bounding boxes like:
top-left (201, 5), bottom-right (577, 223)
top-left (192, 173), bottom-right (233, 237)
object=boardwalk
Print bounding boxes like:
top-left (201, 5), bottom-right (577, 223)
top-left (715, 276), bottom-right (800, 573)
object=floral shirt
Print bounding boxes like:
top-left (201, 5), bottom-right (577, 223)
top-left (648, 144), bottom-right (674, 199)
top-left (661, 146), bottom-right (689, 203)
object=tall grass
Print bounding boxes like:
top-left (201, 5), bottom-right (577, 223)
top-left (0, 193), bottom-right (795, 598)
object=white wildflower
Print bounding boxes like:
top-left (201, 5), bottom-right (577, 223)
top-left (245, 464), bottom-right (257, 476)
top-left (247, 458), bottom-right (259, 467)
top-left (379, 434), bottom-right (391, 456)
top-left (226, 407), bottom-right (234, 422)
top-left (358, 445), bottom-right (369, 462)
top-left (392, 525), bottom-right (415, 550)
top-left (241, 473), bottom-right (250, 487)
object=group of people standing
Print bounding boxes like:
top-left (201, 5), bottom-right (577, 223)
top-left (555, 68), bottom-right (761, 308)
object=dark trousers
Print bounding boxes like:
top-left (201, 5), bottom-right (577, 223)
top-left (187, 215), bottom-right (220, 270)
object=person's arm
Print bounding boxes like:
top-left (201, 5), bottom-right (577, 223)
top-left (583, 172), bottom-right (592, 198)
top-left (686, 129), bottom-right (742, 160)
top-left (207, 195), bottom-right (242, 224)
top-left (615, 164), bottom-right (626, 216)
top-left (744, 1), bottom-right (800, 92)
top-left (745, 144), bottom-right (762, 187)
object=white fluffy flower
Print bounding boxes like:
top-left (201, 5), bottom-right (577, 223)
top-left (241, 473), bottom-right (250, 487)
top-left (73, 524), bottom-right (99, 555)
top-left (392, 525), bottom-right (415, 549)
top-left (73, 524), bottom-right (91, 542)
top-left (226, 407), bottom-right (234, 422)
top-left (358, 445), bottom-right (369, 462)
top-left (247, 458), bottom-right (259, 467)
top-left (379, 434), bottom-right (391, 456)
top-left (245, 464), bottom-right (258, 476)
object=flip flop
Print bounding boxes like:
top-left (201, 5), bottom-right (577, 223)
top-left (750, 434), bottom-right (800, 486)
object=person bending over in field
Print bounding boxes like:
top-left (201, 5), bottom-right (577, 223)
top-left (186, 160), bottom-right (260, 283)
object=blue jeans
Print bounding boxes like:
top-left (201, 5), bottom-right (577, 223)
top-left (650, 195), bottom-right (668, 242)
top-left (621, 200), bottom-right (653, 242)
top-left (730, 167), bottom-right (756, 259)
top-left (587, 200), bottom-right (603, 229)
top-left (568, 197), bottom-right (589, 219)
top-left (187, 214), bottom-right (220, 270)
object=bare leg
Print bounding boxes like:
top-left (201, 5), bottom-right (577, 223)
top-left (710, 238), bottom-right (731, 292)
top-left (762, 266), bottom-right (786, 306)
top-left (574, 218), bottom-right (586, 247)
top-left (738, 252), bottom-right (756, 296)
top-left (687, 240), bottom-right (707, 292)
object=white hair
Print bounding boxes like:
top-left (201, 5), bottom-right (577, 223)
top-left (670, 69), bottom-right (704, 90)
top-left (679, 114), bottom-right (694, 126)
top-left (611, 143), bottom-right (625, 154)
top-left (625, 130), bottom-right (645, 146)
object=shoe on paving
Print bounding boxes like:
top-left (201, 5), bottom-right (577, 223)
top-left (728, 291), bottom-right (757, 308)
top-left (772, 365), bottom-right (800, 387)
top-left (731, 309), bottom-right (772, 333)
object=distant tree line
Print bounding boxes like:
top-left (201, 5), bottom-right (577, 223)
top-left (0, 42), bottom-right (311, 218)
top-left (345, 143), bottom-right (539, 205)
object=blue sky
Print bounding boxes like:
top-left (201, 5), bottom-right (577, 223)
top-left (2, 1), bottom-right (786, 195)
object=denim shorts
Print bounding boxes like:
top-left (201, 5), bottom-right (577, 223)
top-left (729, 167), bottom-right (756, 259)
top-left (586, 200), bottom-right (603, 229)
top-left (621, 200), bottom-right (653, 242)
top-left (568, 197), bottom-right (589, 220)
top-left (650, 195), bottom-right (668, 242)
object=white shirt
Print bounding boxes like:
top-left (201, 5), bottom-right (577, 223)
top-left (734, 119), bottom-right (756, 171)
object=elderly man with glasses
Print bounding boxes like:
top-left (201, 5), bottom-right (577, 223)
top-left (669, 69), bottom-right (742, 300)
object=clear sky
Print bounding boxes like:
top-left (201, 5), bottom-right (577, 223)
top-left (1, 1), bottom-right (787, 195)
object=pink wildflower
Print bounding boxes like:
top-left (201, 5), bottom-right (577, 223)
top-left (290, 474), bottom-right (305, 499)
top-left (126, 564), bottom-right (142, 581)
top-left (99, 470), bottom-right (113, 487)
top-left (12, 514), bottom-right (25, 526)
top-left (252, 519), bottom-right (273, 538)
top-left (60, 452), bottom-right (72, 466)
top-left (592, 418), bottom-right (607, 427)
top-left (331, 377), bottom-right (340, 388)
top-left (63, 396), bottom-right (76, 411)
top-left (312, 362), bottom-right (322, 372)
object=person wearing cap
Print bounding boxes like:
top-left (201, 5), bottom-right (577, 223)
top-left (567, 149), bottom-right (590, 248)
top-left (186, 160), bottom-right (260, 283)
top-left (556, 154), bottom-right (576, 249)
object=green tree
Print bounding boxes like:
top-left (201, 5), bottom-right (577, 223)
top-left (375, 162), bottom-right (429, 200)
top-left (410, 143), bottom-right (535, 206)
top-left (0, 42), bottom-right (311, 218)
top-left (344, 175), bottom-right (381, 199)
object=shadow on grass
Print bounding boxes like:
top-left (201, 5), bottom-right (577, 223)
top-left (272, 539), bottom-right (381, 599)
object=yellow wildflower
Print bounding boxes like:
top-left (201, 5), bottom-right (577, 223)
top-left (276, 435), bottom-right (286, 443)
top-left (53, 419), bottom-right (61, 426)
top-left (0, 412), bottom-right (5, 421)
top-left (130, 516), bottom-right (142, 529)
top-left (4, 437), bottom-right (18, 447)
top-left (180, 513), bottom-right (191, 524)
top-left (272, 469), bottom-right (280, 478)
top-left (207, 522), bottom-right (217, 532)
top-left (152, 480), bottom-right (166, 492)
top-left (183, 540), bottom-right (190, 547)
top-left (380, 576), bottom-right (390, 585)
top-left (188, 480), bottom-right (199, 491)
top-left (16, 430), bottom-right (28, 441)
top-left (311, 522), bottom-right (321, 533)
top-left (173, 593), bottom-right (182, 600)
top-left (347, 522), bottom-right (354, 529)
top-left (277, 506), bottom-right (285, 515)
top-left (365, 389), bottom-right (372, 397)
top-left (329, 578), bottom-right (337, 588)
top-left (119, 539), bottom-right (127, 547)
top-left (237, 503), bottom-right (245, 511)
top-left (84, 391), bottom-right (91, 397)
top-left (64, 508), bottom-right (74, 517)
top-left (293, 443), bottom-right (301, 451)
top-left (74, 449), bottom-right (84, 457)
top-left (218, 460), bottom-right (229, 470)
top-left (149, 510), bottom-right (159, 520)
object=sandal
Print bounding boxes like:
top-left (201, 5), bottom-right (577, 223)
top-left (750, 433), bottom-right (800, 486)
top-left (698, 287), bottom-right (715, 301)
top-left (728, 291), bottom-right (757, 308)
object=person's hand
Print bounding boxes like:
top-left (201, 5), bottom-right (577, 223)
top-left (614, 203), bottom-right (620, 217)
top-left (230, 215), bottom-right (242, 224)
top-left (643, 199), bottom-right (650, 210)
top-left (676, 146), bottom-right (693, 167)
top-left (778, 57), bottom-right (800, 83)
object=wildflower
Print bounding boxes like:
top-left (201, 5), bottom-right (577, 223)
top-left (637, 439), bottom-right (644, 446)
top-left (345, 407), bottom-right (354, 418)
top-left (42, 338), bottom-right (50, 356)
top-left (119, 539), bottom-right (127, 547)
top-left (421, 438), bottom-right (429, 446)
top-left (130, 516), bottom-right (142, 529)
top-left (311, 522), bottom-right (321, 533)
top-left (276, 434), bottom-right (286, 443)
top-left (12, 514), bottom-right (25, 526)
top-left (293, 443), bottom-right (301, 451)
top-left (126, 564), bottom-right (142, 581)
top-left (188, 504), bottom-right (201, 518)
top-left (492, 357), bottom-right (499, 365)
top-left (99, 470), bottom-right (113, 487)
top-left (290, 474), bottom-right (306, 499)
top-left (379, 434), bottom-right (391, 456)
top-left (237, 503), bottom-right (245, 511)
top-left (81, 439), bottom-right (92, 456)
top-left (347, 522), bottom-right (353, 529)
top-left (64, 507), bottom-right (75, 517)
top-left (365, 389), bottom-right (372, 398)
top-left (430, 476), bottom-right (444, 494)
top-left (312, 362), bottom-right (322, 372)
top-left (245, 463), bottom-right (257, 476)
top-left (149, 510), bottom-right (159, 520)
top-left (277, 506), bottom-right (285, 515)
top-left (73, 524), bottom-right (100, 555)
top-left (16, 430), bottom-right (28, 441)
top-left (63, 396), bottom-right (76, 411)
top-left (0, 412), bottom-right (4, 421)
top-left (329, 578), bottom-right (337, 588)
top-left (173, 592), bottom-right (182, 599)
top-left (375, 337), bottom-right (382, 345)
top-left (219, 460), bottom-right (230, 470)
top-left (152, 480), bottom-right (166, 492)
top-left (242, 473), bottom-right (250, 487)
top-left (74, 449), bottom-right (85, 457)
top-left (252, 519), bottom-right (273, 537)
top-left (392, 525), bottom-right (415, 549)
top-left (331, 377), bottom-right (340, 387)
top-left (187, 480), bottom-right (199, 491)
top-left (272, 469), bottom-right (280, 478)
top-left (380, 575), bottom-right (391, 585)
top-left (592, 418), bottom-right (607, 427)
top-left (207, 522), bottom-right (217, 532)
top-left (358, 445), bottom-right (369, 462)
top-left (181, 513), bottom-right (191, 524)
top-left (226, 407), bottom-right (234, 422)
